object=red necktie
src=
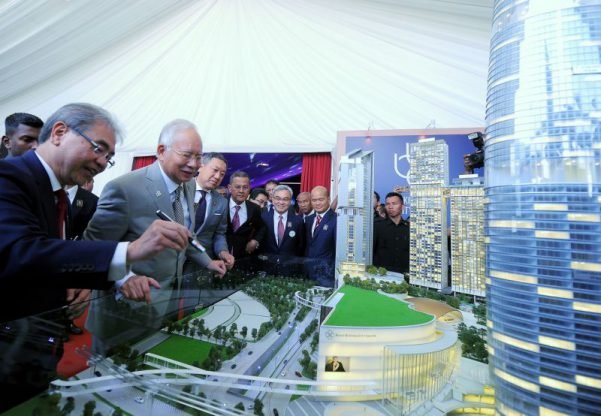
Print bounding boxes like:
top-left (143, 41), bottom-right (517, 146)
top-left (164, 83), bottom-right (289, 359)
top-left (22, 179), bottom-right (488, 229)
top-left (313, 214), bottom-right (321, 237)
top-left (277, 215), bottom-right (285, 246)
top-left (232, 205), bottom-right (241, 231)
top-left (55, 189), bottom-right (68, 239)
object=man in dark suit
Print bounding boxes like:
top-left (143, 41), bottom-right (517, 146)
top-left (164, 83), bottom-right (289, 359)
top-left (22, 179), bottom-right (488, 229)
top-left (1, 112), bottom-right (43, 158)
top-left (68, 179), bottom-right (98, 240)
top-left (260, 184), bottom-right (305, 277)
top-left (296, 191), bottom-right (313, 222)
top-left (305, 186), bottom-right (337, 287)
top-left (65, 179), bottom-right (99, 335)
top-left (262, 179), bottom-right (296, 216)
top-left (0, 103), bottom-right (190, 412)
top-left (226, 171), bottom-right (264, 271)
top-left (325, 356), bottom-right (345, 372)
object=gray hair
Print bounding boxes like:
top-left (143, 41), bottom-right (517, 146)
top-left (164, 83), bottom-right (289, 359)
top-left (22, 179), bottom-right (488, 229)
top-left (39, 103), bottom-right (123, 144)
top-left (158, 119), bottom-right (198, 147)
top-left (201, 152), bottom-right (228, 167)
top-left (273, 184), bottom-right (293, 198)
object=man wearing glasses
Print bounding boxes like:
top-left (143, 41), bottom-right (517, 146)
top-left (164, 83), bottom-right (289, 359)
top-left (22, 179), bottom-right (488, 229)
top-left (260, 184), bottom-right (305, 277)
top-left (84, 119), bottom-right (227, 355)
top-left (0, 103), bottom-right (192, 410)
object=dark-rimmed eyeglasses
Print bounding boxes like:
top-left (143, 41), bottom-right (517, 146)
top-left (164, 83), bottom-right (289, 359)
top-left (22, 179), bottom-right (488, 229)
top-left (70, 125), bottom-right (115, 168)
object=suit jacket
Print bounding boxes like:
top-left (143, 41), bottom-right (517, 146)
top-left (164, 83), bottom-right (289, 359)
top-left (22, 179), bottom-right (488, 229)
top-left (0, 151), bottom-right (116, 322)
top-left (70, 187), bottom-right (98, 239)
top-left (226, 199), bottom-right (265, 259)
top-left (305, 210), bottom-right (337, 259)
top-left (194, 189), bottom-right (228, 259)
top-left (304, 210), bottom-right (337, 284)
top-left (84, 161), bottom-right (211, 344)
top-left (260, 210), bottom-right (305, 257)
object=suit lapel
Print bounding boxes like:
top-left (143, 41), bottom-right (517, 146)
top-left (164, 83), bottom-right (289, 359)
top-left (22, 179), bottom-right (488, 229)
top-left (23, 152), bottom-right (59, 238)
top-left (145, 162), bottom-right (173, 219)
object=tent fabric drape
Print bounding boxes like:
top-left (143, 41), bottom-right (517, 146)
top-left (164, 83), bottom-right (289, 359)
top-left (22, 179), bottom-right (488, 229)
top-left (300, 153), bottom-right (332, 193)
top-left (0, 0), bottom-right (492, 156)
top-left (132, 156), bottom-right (156, 171)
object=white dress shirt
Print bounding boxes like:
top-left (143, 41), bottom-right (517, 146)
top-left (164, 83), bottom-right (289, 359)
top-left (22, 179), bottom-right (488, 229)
top-left (229, 199), bottom-right (248, 227)
top-left (273, 210), bottom-right (289, 243)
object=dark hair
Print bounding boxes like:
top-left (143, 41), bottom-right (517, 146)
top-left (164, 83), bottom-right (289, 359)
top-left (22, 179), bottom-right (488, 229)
top-left (250, 188), bottom-right (269, 199)
top-left (265, 179), bottom-right (280, 186)
top-left (385, 192), bottom-right (404, 204)
top-left (373, 191), bottom-right (380, 202)
top-left (229, 170), bottom-right (250, 182)
top-left (201, 152), bottom-right (228, 167)
top-left (5, 113), bottom-right (43, 135)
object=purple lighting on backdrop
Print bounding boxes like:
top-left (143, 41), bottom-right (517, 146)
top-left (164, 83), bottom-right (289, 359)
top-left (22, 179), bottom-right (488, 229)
top-left (221, 153), bottom-right (303, 187)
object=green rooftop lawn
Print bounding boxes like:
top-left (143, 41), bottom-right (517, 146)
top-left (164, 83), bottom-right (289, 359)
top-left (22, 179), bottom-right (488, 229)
top-left (147, 335), bottom-right (215, 366)
top-left (324, 285), bottom-right (433, 327)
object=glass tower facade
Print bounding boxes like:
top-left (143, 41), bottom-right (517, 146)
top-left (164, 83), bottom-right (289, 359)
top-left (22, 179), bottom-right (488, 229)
top-left (336, 149), bottom-right (374, 276)
top-left (486, 1), bottom-right (601, 415)
top-left (409, 138), bottom-right (449, 290)
top-left (450, 175), bottom-right (486, 298)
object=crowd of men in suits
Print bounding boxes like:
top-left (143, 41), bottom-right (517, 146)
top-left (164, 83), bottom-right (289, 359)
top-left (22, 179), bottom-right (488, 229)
top-left (0, 104), bottom-right (338, 410)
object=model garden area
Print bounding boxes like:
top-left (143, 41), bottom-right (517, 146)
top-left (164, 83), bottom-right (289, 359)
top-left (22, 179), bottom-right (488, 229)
top-left (6, 272), bottom-right (489, 416)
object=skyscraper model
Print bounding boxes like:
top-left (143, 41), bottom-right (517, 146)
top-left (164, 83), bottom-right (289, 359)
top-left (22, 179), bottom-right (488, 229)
top-left (449, 175), bottom-right (485, 298)
top-left (408, 138), bottom-right (449, 290)
top-left (486, 1), bottom-right (601, 415)
top-left (335, 149), bottom-right (374, 280)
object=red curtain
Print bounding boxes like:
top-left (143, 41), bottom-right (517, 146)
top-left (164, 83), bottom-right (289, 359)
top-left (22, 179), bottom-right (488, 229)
top-left (132, 155), bottom-right (156, 171)
top-left (300, 152), bottom-right (332, 193)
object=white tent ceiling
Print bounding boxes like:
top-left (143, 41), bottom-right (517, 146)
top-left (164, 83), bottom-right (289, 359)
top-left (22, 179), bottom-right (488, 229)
top-left (0, 0), bottom-right (493, 156)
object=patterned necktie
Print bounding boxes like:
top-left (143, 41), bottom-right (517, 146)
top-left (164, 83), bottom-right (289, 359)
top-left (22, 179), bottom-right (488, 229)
top-left (232, 205), bottom-right (241, 232)
top-left (313, 214), bottom-right (321, 237)
top-left (195, 190), bottom-right (208, 232)
top-left (55, 189), bottom-right (69, 239)
top-left (173, 186), bottom-right (184, 225)
top-left (277, 215), bottom-right (285, 246)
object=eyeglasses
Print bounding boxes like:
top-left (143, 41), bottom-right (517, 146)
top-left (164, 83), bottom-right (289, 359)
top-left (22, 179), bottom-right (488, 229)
top-left (273, 196), bottom-right (291, 202)
top-left (70, 125), bottom-right (115, 168)
top-left (170, 148), bottom-right (202, 164)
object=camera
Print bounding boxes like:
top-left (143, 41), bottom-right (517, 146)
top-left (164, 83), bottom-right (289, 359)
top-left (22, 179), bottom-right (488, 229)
top-left (464, 132), bottom-right (485, 174)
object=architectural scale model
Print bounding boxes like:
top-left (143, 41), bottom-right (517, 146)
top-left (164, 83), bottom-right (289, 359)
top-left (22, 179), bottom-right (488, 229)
top-left (335, 149), bottom-right (375, 278)
top-left (485, 1), bottom-right (601, 415)
top-left (408, 138), bottom-right (449, 290)
top-left (449, 174), bottom-right (485, 298)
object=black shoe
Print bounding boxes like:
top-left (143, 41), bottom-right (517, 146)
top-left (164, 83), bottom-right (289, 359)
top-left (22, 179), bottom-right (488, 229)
top-left (68, 322), bottom-right (83, 335)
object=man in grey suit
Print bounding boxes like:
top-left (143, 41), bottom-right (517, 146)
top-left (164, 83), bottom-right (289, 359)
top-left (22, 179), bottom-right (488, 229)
top-left (192, 152), bottom-right (235, 268)
top-left (85, 119), bottom-right (226, 354)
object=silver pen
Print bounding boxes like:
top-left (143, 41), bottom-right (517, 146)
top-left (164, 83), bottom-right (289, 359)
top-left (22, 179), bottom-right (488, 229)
top-left (155, 209), bottom-right (206, 253)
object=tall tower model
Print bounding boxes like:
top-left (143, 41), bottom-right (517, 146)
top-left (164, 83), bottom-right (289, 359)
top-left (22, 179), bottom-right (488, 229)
top-left (449, 175), bottom-right (485, 298)
top-left (408, 138), bottom-right (449, 290)
top-left (486, 1), bottom-right (601, 415)
top-left (335, 149), bottom-right (374, 278)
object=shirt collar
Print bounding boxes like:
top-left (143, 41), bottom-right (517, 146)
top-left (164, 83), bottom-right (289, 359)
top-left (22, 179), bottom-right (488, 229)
top-left (34, 151), bottom-right (62, 192)
top-left (157, 162), bottom-right (181, 194)
top-left (229, 198), bottom-right (244, 209)
top-left (316, 208), bottom-right (330, 217)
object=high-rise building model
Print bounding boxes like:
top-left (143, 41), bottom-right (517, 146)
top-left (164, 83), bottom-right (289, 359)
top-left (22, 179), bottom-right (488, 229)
top-left (449, 175), bottom-right (485, 298)
top-left (408, 138), bottom-right (449, 290)
top-left (335, 149), bottom-right (374, 278)
top-left (486, 1), bottom-right (601, 415)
